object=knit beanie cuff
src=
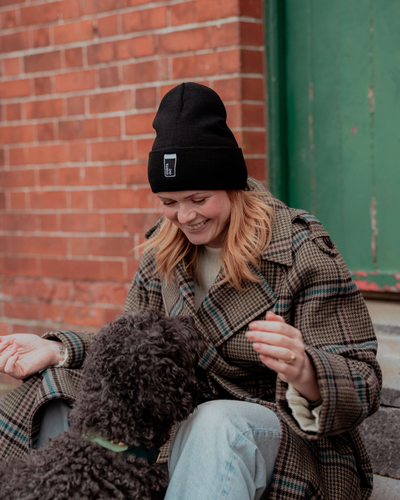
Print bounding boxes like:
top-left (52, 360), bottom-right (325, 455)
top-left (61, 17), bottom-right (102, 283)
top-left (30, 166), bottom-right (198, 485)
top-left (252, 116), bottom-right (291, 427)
top-left (148, 147), bottom-right (247, 193)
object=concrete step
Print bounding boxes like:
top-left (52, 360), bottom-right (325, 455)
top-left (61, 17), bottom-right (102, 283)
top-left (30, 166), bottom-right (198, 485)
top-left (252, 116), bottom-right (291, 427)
top-left (371, 475), bottom-right (400, 500)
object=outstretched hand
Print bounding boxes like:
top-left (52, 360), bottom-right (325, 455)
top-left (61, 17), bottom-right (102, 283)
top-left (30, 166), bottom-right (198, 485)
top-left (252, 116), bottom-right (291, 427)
top-left (0, 334), bottom-right (64, 380)
top-left (246, 311), bottom-right (321, 402)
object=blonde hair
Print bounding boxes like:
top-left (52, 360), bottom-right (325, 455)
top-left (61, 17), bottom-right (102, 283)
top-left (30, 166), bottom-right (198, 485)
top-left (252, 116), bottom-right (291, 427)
top-left (144, 190), bottom-right (274, 291)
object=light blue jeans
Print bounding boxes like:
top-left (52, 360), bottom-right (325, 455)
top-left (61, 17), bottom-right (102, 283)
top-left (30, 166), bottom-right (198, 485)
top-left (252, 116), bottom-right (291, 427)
top-left (37, 399), bottom-right (281, 500)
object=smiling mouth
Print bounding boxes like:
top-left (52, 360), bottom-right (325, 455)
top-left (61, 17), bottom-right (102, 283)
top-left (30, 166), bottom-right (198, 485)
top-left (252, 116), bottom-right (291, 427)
top-left (183, 220), bottom-right (209, 231)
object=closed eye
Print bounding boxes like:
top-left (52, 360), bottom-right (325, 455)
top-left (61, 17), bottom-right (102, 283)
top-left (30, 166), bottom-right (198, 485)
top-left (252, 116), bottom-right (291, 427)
top-left (192, 199), bottom-right (206, 204)
top-left (161, 201), bottom-right (176, 206)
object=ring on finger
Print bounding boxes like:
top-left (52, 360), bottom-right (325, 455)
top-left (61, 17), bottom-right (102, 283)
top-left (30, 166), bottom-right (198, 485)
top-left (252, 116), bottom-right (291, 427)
top-left (285, 351), bottom-right (296, 364)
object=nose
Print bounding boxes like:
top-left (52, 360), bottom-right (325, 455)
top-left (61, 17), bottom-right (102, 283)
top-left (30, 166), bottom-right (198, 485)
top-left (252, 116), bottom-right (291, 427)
top-left (177, 205), bottom-right (196, 224)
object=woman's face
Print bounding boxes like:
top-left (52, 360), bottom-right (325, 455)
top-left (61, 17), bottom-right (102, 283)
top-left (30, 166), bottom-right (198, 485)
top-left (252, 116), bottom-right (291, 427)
top-left (157, 190), bottom-right (231, 248)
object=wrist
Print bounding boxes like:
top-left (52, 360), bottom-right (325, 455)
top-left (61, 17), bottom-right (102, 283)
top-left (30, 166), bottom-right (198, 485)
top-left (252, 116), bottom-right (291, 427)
top-left (47, 340), bottom-right (66, 366)
top-left (291, 354), bottom-right (321, 402)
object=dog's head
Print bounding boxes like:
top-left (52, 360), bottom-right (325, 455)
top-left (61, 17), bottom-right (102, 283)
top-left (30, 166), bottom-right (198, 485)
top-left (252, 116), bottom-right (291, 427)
top-left (70, 311), bottom-right (208, 449)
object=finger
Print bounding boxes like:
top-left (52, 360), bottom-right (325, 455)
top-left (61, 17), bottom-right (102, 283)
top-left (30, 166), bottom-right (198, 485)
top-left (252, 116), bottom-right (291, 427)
top-left (251, 343), bottom-right (296, 361)
top-left (0, 338), bottom-right (12, 353)
top-left (246, 332), bottom-right (295, 350)
top-left (0, 345), bottom-right (18, 370)
top-left (247, 323), bottom-right (300, 342)
top-left (265, 311), bottom-right (286, 323)
top-left (4, 352), bottom-right (20, 377)
top-left (259, 354), bottom-right (298, 377)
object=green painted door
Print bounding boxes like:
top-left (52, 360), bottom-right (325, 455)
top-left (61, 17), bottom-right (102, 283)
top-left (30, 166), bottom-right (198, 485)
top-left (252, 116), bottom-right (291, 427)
top-left (266, 0), bottom-right (400, 294)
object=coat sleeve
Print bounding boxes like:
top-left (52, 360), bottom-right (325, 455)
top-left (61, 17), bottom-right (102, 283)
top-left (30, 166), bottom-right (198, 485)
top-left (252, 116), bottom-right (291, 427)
top-left (276, 228), bottom-right (382, 440)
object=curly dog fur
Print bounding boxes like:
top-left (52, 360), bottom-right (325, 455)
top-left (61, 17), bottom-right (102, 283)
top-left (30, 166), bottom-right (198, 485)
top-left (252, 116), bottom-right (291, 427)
top-left (0, 311), bottom-right (208, 500)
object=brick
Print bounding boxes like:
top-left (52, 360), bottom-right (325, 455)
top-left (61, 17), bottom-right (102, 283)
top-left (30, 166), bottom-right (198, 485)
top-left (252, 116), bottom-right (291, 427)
top-left (0, 124), bottom-right (34, 144)
top-left (172, 54), bottom-right (196, 79)
top-left (30, 190), bottom-right (67, 209)
top-left (134, 187), bottom-right (160, 209)
top-left (89, 90), bottom-right (130, 113)
top-left (25, 51), bottom-right (61, 73)
top-left (59, 118), bottom-right (98, 140)
top-left (70, 236), bottom-right (133, 256)
top-left (101, 164), bottom-right (123, 185)
top-left (67, 96), bottom-right (85, 116)
top-left (99, 66), bottom-right (120, 88)
top-left (70, 281), bottom-right (92, 302)
top-left (245, 157), bottom-right (266, 180)
top-left (0, 193), bottom-right (5, 210)
top-left (9, 148), bottom-right (24, 166)
top-left (70, 191), bottom-right (90, 209)
top-left (103, 213), bottom-right (125, 232)
top-left (122, 6), bottom-right (167, 33)
top-left (4, 57), bottom-right (19, 76)
top-left (4, 301), bottom-right (40, 321)
top-left (131, 35), bottom-right (155, 58)
top-left (225, 103), bottom-right (241, 129)
top-left (219, 48), bottom-right (241, 73)
top-left (240, 21), bottom-right (264, 46)
top-left (0, 0), bottom-right (24, 7)
top-left (91, 140), bottom-right (133, 162)
top-left (55, 70), bottom-right (96, 93)
top-left (125, 112), bottom-right (154, 135)
top-left (242, 77), bottom-right (264, 100)
top-left (37, 122), bottom-right (55, 141)
top-left (1, 9), bottom-right (18, 29)
top-left (38, 168), bottom-right (58, 186)
top-left (20, 2), bottom-right (59, 26)
top-left (87, 40), bottom-right (131, 65)
top-left (2, 277), bottom-right (35, 298)
top-left (136, 137), bottom-right (153, 160)
top-left (63, 305), bottom-right (104, 327)
top-left (135, 87), bottom-right (156, 109)
top-left (127, 212), bottom-right (161, 233)
top-left (0, 32), bottom-right (29, 53)
top-left (0, 257), bottom-right (38, 277)
top-left (0, 214), bottom-right (39, 232)
top-left (239, 0), bottom-right (263, 18)
top-left (9, 191), bottom-right (26, 209)
top-left (59, 166), bottom-right (99, 185)
top-left (54, 20), bottom-right (94, 45)
top-left (69, 142), bottom-right (87, 162)
top-left (98, 15), bottom-right (118, 37)
top-left (99, 116), bottom-right (121, 137)
top-left (92, 188), bottom-right (135, 209)
top-left (34, 77), bottom-right (52, 96)
top-left (41, 258), bottom-right (124, 281)
top-left (26, 99), bottom-right (63, 119)
top-left (92, 282), bottom-right (129, 304)
top-left (170, 1), bottom-right (197, 26)
top-left (6, 103), bottom-right (21, 121)
top-left (210, 22), bottom-right (240, 48)
top-left (122, 59), bottom-right (168, 84)
top-left (241, 130), bottom-right (266, 154)
top-left (242, 103), bottom-right (265, 127)
top-left (125, 163), bottom-right (148, 184)
top-left (83, 0), bottom-right (129, 15)
top-left (32, 28), bottom-right (50, 48)
top-left (158, 28), bottom-right (210, 54)
top-left (60, 0), bottom-right (82, 19)
top-left (0, 79), bottom-right (30, 99)
top-left (0, 149), bottom-right (5, 166)
top-left (4, 235), bottom-right (67, 256)
top-left (61, 213), bottom-right (101, 232)
top-left (40, 214), bottom-right (58, 231)
top-left (197, 0), bottom-right (239, 22)
top-left (213, 77), bottom-right (241, 101)
top-left (0, 169), bottom-right (35, 188)
top-left (27, 145), bottom-right (67, 165)
top-left (65, 47), bottom-right (83, 68)
top-left (127, 259), bottom-right (139, 280)
top-left (242, 49), bottom-right (264, 73)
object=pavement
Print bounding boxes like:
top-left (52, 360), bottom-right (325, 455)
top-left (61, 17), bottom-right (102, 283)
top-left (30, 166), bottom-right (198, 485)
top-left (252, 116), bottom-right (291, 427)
top-left (362, 300), bottom-right (400, 498)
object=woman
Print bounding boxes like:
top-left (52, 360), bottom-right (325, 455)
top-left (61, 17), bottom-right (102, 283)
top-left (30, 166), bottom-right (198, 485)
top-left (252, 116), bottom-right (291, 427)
top-left (0, 83), bottom-right (381, 500)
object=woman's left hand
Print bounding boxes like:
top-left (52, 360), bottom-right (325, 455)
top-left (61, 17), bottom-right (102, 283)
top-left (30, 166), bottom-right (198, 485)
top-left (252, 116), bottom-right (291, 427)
top-left (246, 311), bottom-right (321, 402)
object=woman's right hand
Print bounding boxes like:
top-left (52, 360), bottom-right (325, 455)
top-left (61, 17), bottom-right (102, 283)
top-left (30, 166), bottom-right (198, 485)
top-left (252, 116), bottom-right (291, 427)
top-left (0, 334), bottom-right (65, 380)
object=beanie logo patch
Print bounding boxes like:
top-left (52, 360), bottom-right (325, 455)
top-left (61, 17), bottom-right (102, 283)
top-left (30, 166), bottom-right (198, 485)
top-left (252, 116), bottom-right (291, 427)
top-left (164, 154), bottom-right (177, 178)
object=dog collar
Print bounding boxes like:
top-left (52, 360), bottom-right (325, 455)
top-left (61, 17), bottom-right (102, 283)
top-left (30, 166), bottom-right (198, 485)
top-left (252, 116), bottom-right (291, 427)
top-left (82, 434), bottom-right (160, 463)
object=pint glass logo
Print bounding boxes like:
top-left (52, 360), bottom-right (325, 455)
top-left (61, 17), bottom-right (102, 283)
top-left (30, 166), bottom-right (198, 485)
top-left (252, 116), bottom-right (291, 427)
top-left (164, 154), bottom-right (177, 177)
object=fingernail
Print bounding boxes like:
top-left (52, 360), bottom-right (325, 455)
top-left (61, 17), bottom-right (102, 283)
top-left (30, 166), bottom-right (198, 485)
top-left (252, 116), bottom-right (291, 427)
top-left (245, 332), bottom-right (254, 339)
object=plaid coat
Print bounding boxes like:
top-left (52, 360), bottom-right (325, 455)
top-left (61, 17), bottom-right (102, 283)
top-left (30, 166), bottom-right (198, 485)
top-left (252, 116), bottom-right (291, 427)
top-left (0, 178), bottom-right (381, 500)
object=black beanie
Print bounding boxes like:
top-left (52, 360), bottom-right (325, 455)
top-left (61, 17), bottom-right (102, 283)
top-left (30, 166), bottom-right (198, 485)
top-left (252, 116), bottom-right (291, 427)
top-left (148, 82), bottom-right (248, 193)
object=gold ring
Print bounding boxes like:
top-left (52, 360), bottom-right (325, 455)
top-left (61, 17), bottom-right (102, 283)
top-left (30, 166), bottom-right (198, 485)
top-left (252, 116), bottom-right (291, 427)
top-left (286, 352), bottom-right (296, 364)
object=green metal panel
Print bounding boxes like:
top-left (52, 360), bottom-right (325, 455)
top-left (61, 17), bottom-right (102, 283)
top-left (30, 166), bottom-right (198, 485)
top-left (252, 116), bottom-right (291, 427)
top-left (266, 0), bottom-right (400, 293)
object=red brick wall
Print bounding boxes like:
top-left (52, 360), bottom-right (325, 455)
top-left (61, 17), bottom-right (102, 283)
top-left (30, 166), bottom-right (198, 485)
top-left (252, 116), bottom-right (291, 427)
top-left (0, 0), bottom-right (267, 361)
